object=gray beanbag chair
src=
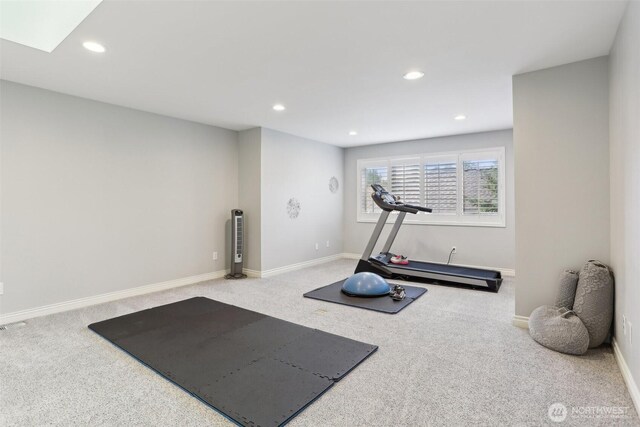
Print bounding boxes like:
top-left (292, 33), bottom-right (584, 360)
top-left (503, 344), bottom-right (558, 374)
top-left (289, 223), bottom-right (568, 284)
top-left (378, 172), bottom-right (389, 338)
top-left (529, 305), bottom-right (589, 355)
top-left (554, 269), bottom-right (579, 309)
top-left (573, 260), bottom-right (613, 348)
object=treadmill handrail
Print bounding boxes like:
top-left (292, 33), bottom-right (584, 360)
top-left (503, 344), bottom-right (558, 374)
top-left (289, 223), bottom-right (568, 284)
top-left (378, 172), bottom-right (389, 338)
top-left (403, 203), bottom-right (432, 213)
top-left (397, 205), bottom-right (419, 214)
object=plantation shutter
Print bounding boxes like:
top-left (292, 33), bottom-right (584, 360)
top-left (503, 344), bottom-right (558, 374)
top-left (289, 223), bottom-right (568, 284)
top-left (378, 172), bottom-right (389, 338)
top-left (360, 165), bottom-right (388, 213)
top-left (390, 159), bottom-right (421, 205)
top-left (462, 159), bottom-right (499, 215)
top-left (424, 157), bottom-right (457, 213)
top-left (358, 147), bottom-right (504, 225)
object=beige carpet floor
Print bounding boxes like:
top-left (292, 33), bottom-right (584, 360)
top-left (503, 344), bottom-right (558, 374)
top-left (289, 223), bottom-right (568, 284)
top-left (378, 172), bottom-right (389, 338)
top-left (1, 259), bottom-right (638, 426)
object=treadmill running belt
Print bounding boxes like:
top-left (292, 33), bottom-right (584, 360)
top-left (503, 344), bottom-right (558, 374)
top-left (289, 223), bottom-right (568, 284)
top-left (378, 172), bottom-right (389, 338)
top-left (89, 297), bottom-right (377, 426)
top-left (303, 279), bottom-right (427, 313)
top-left (402, 261), bottom-right (500, 279)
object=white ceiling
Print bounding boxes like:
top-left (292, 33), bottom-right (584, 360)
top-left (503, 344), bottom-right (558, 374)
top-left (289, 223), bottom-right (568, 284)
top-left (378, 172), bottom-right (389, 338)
top-left (0, 0), bottom-right (627, 147)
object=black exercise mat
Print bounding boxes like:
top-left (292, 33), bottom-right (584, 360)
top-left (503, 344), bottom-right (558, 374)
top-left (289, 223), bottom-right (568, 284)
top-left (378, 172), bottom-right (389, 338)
top-left (303, 279), bottom-right (427, 314)
top-left (88, 297), bottom-right (377, 427)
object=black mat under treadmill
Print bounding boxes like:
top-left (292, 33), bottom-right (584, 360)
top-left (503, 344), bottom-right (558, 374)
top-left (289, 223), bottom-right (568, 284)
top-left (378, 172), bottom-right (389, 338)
top-left (89, 297), bottom-right (377, 426)
top-left (303, 279), bottom-right (427, 313)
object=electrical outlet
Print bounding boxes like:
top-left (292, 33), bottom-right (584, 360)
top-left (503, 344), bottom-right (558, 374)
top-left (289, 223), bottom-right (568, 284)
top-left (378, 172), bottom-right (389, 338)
top-left (452, 246), bottom-right (457, 253)
top-left (326, 240), bottom-right (330, 248)
top-left (623, 315), bottom-right (627, 336)
top-left (212, 252), bottom-right (218, 261)
top-left (315, 243), bottom-right (319, 250)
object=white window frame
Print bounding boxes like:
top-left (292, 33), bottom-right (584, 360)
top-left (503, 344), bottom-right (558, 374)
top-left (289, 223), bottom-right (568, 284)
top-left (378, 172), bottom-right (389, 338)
top-left (356, 147), bottom-right (506, 227)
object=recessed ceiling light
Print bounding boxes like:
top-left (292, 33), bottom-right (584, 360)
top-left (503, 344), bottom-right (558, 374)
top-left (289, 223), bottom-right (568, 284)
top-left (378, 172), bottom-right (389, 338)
top-left (349, 131), bottom-right (358, 136)
top-left (273, 104), bottom-right (286, 111)
top-left (83, 41), bottom-right (105, 53)
top-left (403, 71), bottom-right (424, 80)
top-left (454, 114), bottom-right (467, 121)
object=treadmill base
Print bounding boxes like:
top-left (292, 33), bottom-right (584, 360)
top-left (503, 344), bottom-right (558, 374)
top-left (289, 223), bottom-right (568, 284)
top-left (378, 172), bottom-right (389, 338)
top-left (354, 259), bottom-right (502, 293)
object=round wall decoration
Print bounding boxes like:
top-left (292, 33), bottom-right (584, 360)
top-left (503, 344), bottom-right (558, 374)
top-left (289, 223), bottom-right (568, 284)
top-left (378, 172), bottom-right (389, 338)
top-left (286, 198), bottom-right (301, 219)
top-left (329, 176), bottom-right (339, 193)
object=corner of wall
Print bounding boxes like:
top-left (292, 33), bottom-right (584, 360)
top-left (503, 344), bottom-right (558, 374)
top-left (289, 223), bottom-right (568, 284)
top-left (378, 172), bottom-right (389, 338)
top-left (608, 0), bottom-right (640, 414)
top-left (237, 127), bottom-right (262, 271)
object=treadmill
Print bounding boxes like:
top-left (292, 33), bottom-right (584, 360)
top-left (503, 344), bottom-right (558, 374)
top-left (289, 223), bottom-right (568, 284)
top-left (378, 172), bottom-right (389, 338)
top-left (355, 184), bottom-right (503, 292)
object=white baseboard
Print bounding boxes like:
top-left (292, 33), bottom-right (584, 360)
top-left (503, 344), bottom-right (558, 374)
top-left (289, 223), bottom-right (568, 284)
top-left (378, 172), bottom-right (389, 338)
top-left (242, 268), bottom-right (261, 278)
top-left (245, 253), bottom-right (345, 278)
top-left (340, 253), bottom-right (515, 277)
top-left (0, 270), bottom-right (226, 325)
top-left (613, 337), bottom-right (640, 415)
top-left (0, 254), bottom-right (346, 323)
top-left (512, 315), bottom-right (530, 329)
top-left (0, 252), bottom-right (514, 324)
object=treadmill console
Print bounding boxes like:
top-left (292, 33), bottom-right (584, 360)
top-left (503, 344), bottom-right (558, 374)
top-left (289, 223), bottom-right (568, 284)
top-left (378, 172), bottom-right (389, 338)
top-left (370, 184), bottom-right (395, 206)
top-left (370, 184), bottom-right (433, 214)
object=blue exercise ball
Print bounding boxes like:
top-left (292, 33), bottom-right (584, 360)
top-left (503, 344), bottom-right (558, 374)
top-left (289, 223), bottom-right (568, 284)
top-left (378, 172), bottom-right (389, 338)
top-left (342, 272), bottom-right (391, 297)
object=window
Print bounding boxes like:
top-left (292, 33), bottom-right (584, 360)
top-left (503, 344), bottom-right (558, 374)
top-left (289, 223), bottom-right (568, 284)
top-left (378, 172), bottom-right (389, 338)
top-left (425, 156), bottom-right (457, 214)
top-left (356, 147), bottom-right (506, 227)
top-left (462, 159), bottom-right (499, 214)
top-left (360, 164), bottom-right (388, 214)
top-left (390, 159), bottom-right (421, 206)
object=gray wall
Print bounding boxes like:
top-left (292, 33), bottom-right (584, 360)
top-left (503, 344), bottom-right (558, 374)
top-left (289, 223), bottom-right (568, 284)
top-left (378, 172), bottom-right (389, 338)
top-left (609, 0), bottom-right (640, 397)
top-left (238, 128), bottom-right (262, 271)
top-left (0, 81), bottom-right (238, 314)
top-left (513, 57), bottom-right (610, 318)
top-left (343, 129), bottom-right (515, 269)
top-left (261, 128), bottom-right (344, 270)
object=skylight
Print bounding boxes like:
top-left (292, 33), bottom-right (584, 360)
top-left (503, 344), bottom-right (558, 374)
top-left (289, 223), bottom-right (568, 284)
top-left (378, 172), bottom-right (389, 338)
top-left (0, 0), bottom-right (103, 53)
